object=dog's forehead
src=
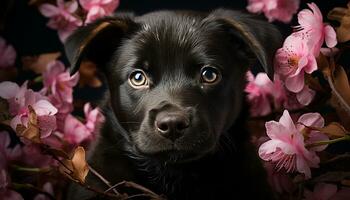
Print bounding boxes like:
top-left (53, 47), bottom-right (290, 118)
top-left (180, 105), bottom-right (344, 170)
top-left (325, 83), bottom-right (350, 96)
top-left (133, 11), bottom-right (209, 49)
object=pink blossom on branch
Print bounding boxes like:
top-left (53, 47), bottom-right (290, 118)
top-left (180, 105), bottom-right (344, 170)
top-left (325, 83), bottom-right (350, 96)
top-left (294, 2), bottom-right (337, 56)
top-left (245, 72), bottom-right (305, 116)
top-left (42, 60), bottom-right (79, 131)
top-left (258, 110), bottom-right (328, 179)
top-left (0, 37), bottom-right (16, 69)
top-left (80, 0), bottom-right (120, 23)
top-left (247, 0), bottom-right (300, 23)
top-left (63, 103), bottom-right (104, 144)
top-left (39, 0), bottom-right (82, 42)
top-left (274, 35), bottom-right (317, 93)
top-left (43, 60), bottom-right (79, 104)
top-left (245, 71), bottom-right (274, 116)
top-left (63, 114), bottom-right (91, 144)
top-left (84, 103), bottom-right (105, 133)
top-left (0, 82), bottom-right (58, 138)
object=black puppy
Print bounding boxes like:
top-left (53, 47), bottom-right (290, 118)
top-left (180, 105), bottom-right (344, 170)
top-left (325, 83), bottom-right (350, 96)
top-left (65, 9), bottom-right (282, 200)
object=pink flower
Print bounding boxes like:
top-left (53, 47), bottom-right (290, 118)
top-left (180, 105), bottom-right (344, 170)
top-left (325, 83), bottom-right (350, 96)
top-left (294, 3), bottom-right (337, 56)
top-left (80, 0), bottom-right (120, 23)
top-left (0, 82), bottom-right (58, 138)
top-left (0, 37), bottom-right (16, 69)
top-left (247, 0), bottom-right (300, 23)
top-left (274, 35), bottom-right (317, 93)
top-left (39, 0), bottom-right (82, 42)
top-left (43, 60), bottom-right (79, 104)
top-left (296, 85), bottom-right (315, 106)
top-left (304, 183), bottom-right (338, 200)
top-left (245, 71), bottom-right (274, 116)
top-left (84, 103), bottom-right (104, 133)
top-left (63, 114), bottom-right (91, 144)
top-left (259, 110), bottom-right (328, 179)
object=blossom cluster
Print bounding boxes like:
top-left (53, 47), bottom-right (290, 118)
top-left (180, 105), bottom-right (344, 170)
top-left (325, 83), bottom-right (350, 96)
top-left (0, 42), bottom-right (104, 198)
top-left (39, 0), bottom-right (120, 41)
top-left (247, 2), bottom-right (350, 199)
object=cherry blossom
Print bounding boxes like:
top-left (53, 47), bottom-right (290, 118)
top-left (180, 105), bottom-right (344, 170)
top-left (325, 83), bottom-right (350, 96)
top-left (259, 110), bottom-right (328, 179)
top-left (274, 35), bottom-right (317, 93)
top-left (39, 0), bottom-right (82, 42)
top-left (294, 3), bottom-right (337, 56)
top-left (247, 0), bottom-right (300, 23)
top-left (0, 82), bottom-right (57, 138)
top-left (80, 0), bottom-right (120, 23)
top-left (43, 60), bottom-right (79, 104)
top-left (245, 71), bottom-right (274, 116)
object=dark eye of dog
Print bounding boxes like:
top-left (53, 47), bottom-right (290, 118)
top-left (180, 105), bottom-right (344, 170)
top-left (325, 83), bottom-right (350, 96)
top-left (200, 66), bottom-right (220, 84)
top-left (128, 70), bottom-right (149, 88)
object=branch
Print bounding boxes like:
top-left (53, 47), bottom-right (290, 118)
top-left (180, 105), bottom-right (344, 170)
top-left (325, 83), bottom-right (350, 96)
top-left (89, 165), bottom-right (120, 195)
top-left (327, 75), bottom-right (350, 115)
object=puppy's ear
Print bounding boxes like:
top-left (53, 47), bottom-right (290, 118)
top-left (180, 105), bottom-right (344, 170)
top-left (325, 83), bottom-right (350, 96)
top-left (65, 15), bottom-right (136, 74)
top-left (206, 9), bottom-right (282, 79)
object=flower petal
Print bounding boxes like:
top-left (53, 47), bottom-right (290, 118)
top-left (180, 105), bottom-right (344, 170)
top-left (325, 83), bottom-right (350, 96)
top-left (298, 112), bottom-right (324, 128)
top-left (324, 25), bottom-right (337, 48)
top-left (285, 73), bottom-right (305, 93)
top-left (296, 85), bottom-right (315, 105)
top-left (0, 81), bottom-right (19, 99)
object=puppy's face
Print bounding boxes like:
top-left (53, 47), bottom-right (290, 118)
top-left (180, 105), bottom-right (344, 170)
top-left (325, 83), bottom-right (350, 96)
top-left (112, 14), bottom-right (248, 162)
top-left (65, 10), bottom-right (281, 163)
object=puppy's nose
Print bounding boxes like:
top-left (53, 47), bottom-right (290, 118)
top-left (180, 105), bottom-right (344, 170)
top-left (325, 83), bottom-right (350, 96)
top-left (155, 112), bottom-right (189, 141)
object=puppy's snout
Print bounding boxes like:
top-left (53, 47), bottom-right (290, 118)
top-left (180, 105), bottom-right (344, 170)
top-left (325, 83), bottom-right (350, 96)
top-left (155, 111), bottom-right (190, 141)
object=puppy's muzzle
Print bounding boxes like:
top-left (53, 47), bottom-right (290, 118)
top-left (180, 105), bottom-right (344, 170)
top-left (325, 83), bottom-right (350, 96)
top-left (155, 110), bottom-right (190, 141)
top-left (149, 102), bottom-right (192, 141)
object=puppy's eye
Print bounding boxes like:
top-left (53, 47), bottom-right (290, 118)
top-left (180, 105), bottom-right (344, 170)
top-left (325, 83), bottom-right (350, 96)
top-left (200, 66), bottom-right (220, 84)
top-left (129, 70), bottom-right (149, 88)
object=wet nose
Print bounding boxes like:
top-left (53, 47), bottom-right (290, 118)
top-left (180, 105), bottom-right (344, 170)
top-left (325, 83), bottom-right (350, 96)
top-left (155, 111), bottom-right (190, 141)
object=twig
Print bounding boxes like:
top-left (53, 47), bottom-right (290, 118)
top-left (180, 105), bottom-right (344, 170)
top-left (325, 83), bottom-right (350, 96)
top-left (105, 181), bottom-right (165, 200)
top-left (76, 182), bottom-right (124, 199)
top-left (10, 164), bottom-right (51, 173)
top-left (324, 153), bottom-right (350, 164)
top-left (327, 75), bottom-right (350, 115)
top-left (123, 181), bottom-right (164, 199)
top-left (104, 181), bottom-right (126, 193)
top-left (126, 194), bottom-right (155, 199)
top-left (89, 165), bottom-right (120, 195)
top-left (306, 135), bottom-right (350, 148)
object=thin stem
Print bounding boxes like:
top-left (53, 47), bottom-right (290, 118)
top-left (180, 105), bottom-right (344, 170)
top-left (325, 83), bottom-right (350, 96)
top-left (123, 181), bottom-right (162, 198)
top-left (10, 164), bottom-right (51, 173)
top-left (306, 135), bottom-right (350, 148)
top-left (88, 166), bottom-right (120, 195)
top-left (104, 181), bottom-right (126, 193)
top-left (327, 75), bottom-right (350, 115)
top-left (76, 182), bottom-right (123, 199)
top-left (126, 194), bottom-right (154, 199)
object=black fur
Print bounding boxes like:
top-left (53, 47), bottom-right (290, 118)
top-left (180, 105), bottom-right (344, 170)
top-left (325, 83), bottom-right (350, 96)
top-left (65, 9), bottom-right (282, 200)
